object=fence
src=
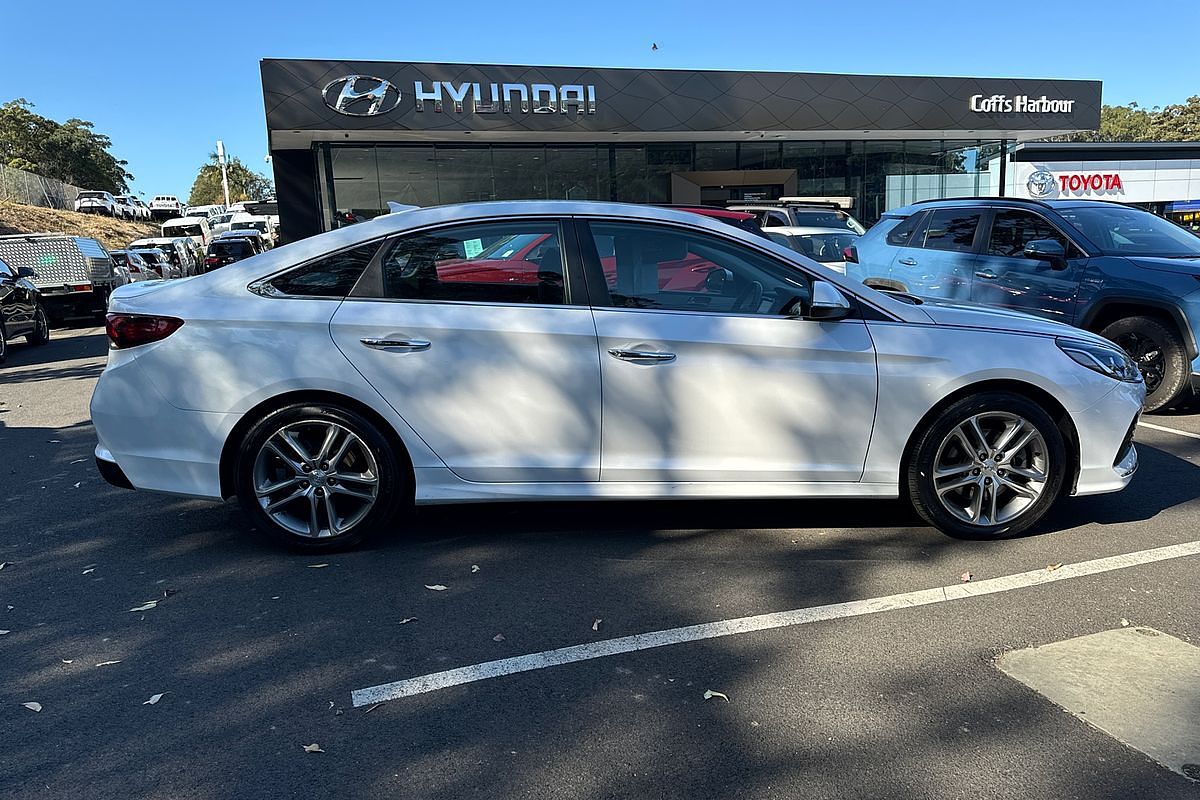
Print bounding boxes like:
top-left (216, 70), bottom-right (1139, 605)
top-left (0, 163), bottom-right (83, 210)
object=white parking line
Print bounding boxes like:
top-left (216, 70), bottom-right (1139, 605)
top-left (1138, 421), bottom-right (1200, 441)
top-left (350, 540), bottom-right (1200, 707)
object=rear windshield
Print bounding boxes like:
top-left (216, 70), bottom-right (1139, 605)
top-left (233, 221), bottom-right (268, 234)
top-left (165, 224), bottom-right (204, 237)
top-left (210, 240), bottom-right (251, 256)
top-left (109, 252), bottom-right (127, 265)
top-left (790, 210), bottom-right (866, 234)
top-left (791, 232), bottom-right (861, 262)
top-left (79, 192), bottom-right (107, 199)
top-left (133, 250), bottom-right (163, 264)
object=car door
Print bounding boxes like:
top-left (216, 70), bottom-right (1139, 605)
top-left (328, 218), bottom-right (603, 483)
top-left (0, 258), bottom-right (29, 336)
top-left (890, 207), bottom-right (982, 301)
top-left (970, 208), bottom-right (1082, 323)
top-left (578, 219), bottom-right (878, 483)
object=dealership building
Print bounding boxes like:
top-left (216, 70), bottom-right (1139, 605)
top-left (261, 59), bottom-right (1106, 241)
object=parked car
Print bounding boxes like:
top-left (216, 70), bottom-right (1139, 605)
top-left (92, 201), bottom-right (1143, 551)
top-left (130, 248), bottom-right (181, 280)
top-left (731, 200), bottom-right (868, 235)
top-left (161, 217), bottom-right (211, 251)
top-left (0, 256), bottom-right (50, 363)
top-left (204, 235), bottom-right (257, 269)
top-left (128, 237), bottom-right (198, 277)
top-left (229, 214), bottom-right (276, 247)
top-left (848, 198), bottom-right (1200, 411)
top-left (117, 196), bottom-right (152, 221)
top-left (186, 204), bottom-right (224, 220)
top-left (0, 234), bottom-right (121, 322)
top-left (74, 191), bottom-right (119, 217)
top-left (764, 227), bottom-right (861, 274)
top-left (220, 228), bottom-right (269, 254)
top-left (149, 195), bottom-right (183, 220)
top-left (210, 212), bottom-right (236, 235)
top-left (665, 206), bottom-right (766, 237)
top-left (107, 250), bottom-right (159, 282)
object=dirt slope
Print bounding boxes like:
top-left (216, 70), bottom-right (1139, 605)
top-left (0, 201), bottom-right (159, 251)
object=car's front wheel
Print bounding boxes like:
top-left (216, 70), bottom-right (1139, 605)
top-left (1100, 316), bottom-right (1189, 413)
top-left (907, 392), bottom-right (1067, 539)
top-left (25, 304), bottom-right (49, 345)
top-left (235, 403), bottom-right (403, 551)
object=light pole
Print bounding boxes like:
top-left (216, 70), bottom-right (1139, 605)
top-left (216, 140), bottom-right (231, 208)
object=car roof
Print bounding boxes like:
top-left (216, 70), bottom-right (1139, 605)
top-left (764, 226), bottom-right (862, 236)
top-left (882, 197), bottom-right (1148, 218)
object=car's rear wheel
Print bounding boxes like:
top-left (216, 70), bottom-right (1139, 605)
top-left (907, 392), bottom-right (1067, 539)
top-left (1100, 316), bottom-right (1189, 413)
top-left (235, 403), bottom-right (403, 551)
top-left (0, 324), bottom-right (8, 364)
top-left (25, 304), bottom-right (49, 345)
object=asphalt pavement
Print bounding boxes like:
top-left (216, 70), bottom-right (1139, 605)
top-left (2, 326), bottom-right (1199, 800)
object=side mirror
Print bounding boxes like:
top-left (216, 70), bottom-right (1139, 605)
top-left (1023, 238), bottom-right (1067, 270)
top-left (804, 280), bottom-right (852, 321)
top-left (16, 266), bottom-right (35, 278)
top-left (704, 267), bottom-right (734, 294)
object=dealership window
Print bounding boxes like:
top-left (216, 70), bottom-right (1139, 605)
top-left (436, 147), bottom-right (495, 204)
top-left (330, 147), bottom-right (381, 220)
top-left (611, 146), bottom-right (648, 203)
top-left (492, 147), bottom-right (547, 200)
top-left (546, 146), bottom-right (608, 200)
top-left (695, 143), bottom-right (737, 171)
top-left (375, 146), bottom-right (438, 208)
top-left (587, 221), bottom-right (809, 315)
top-left (380, 221), bottom-right (565, 305)
top-left (781, 142), bottom-right (826, 195)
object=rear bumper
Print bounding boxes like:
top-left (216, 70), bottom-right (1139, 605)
top-left (95, 447), bottom-right (133, 490)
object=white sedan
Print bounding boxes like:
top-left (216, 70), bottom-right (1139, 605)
top-left (91, 202), bottom-right (1143, 551)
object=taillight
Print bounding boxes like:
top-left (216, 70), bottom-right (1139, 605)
top-left (205, 256), bottom-right (219, 264)
top-left (105, 313), bottom-right (184, 349)
top-left (128, 264), bottom-right (140, 273)
top-left (843, 246), bottom-right (859, 264)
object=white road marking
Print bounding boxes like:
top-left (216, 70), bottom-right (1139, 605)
top-left (1138, 421), bottom-right (1200, 441)
top-left (351, 539), bottom-right (1200, 707)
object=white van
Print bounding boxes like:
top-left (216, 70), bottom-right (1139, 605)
top-left (229, 214), bottom-right (276, 247)
top-left (161, 217), bottom-right (211, 250)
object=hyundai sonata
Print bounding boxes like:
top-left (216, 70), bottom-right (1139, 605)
top-left (91, 202), bottom-right (1143, 550)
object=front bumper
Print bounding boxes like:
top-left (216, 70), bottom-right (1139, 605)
top-left (1071, 379), bottom-right (1144, 496)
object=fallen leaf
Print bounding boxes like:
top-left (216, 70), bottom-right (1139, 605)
top-left (592, 619), bottom-right (602, 632)
top-left (94, 660), bottom-right (122, 667)
top-left (302, 743), bottom-right (324, 753)
top-left (364, 703), bottom-right (382, 714)
top-left (424, 584), bottom-right (447, 591)
top-left (398, 617), bottom-right (417, 625)
top-left (470, 564), bottom-right (480, 573)
top-left (128, 601), bottom-right (158, 612)
top-left (82, 568), bottom-right (95, 575)
top-left (143, 693), bottom-right (165, 705)
top-left (0, 630), bottom-right (9, 635)
top-left (307, 563), bottom-right (329, 569)
top-left (162, 588), bottom-right (178, 598)
top-left (22, 702), bottom-right (41, 712)
top-left (70, 458), bottom-right (86, 464)
top-left (1047, 563), bottom-right (1063, 572)
top-left (1120, 618), bottom-right (1131, 627)
top-left (960, 572), bottom-right (973, 582)
top-left (0, 562), bottom-right (9, 570)
top-left (61, 659), bottom-right (73, 664)
top-left (47, 439), bottom-right (60, 443)
top-left (492, 633), bottom-right (506, 642)
top-left (703, 690), bottom-right (730, 702)
top-left (72, 482), bottom-right (81, 489)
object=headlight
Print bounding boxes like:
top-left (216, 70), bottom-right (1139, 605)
top-left (1056, 338), bottom-right (1143, 382)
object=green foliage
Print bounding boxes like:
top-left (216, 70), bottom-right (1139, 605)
top-left (1062, 98), bottom-right (1200, 142)
top-left (0, 99), bottom-right (131, 191)
top-left (1148, 96), bottom-right (1200, 141)
top-left (187, 152), bottom-right (273, 206)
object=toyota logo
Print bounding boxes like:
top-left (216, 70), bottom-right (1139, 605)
top-left (1026, 169), bottom-right (1056, 198)
top-left (322, 75), bottom-right (402, 116)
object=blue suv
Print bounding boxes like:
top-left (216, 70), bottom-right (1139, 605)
top-left (848, 198), bottom-right (1200, 411)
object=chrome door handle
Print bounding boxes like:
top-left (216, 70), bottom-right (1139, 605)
top-left (608, 348), bottom-right (676, 363)
top-left (359, 337), bottom-right (431, 352)
top-left (897, 257), bottom-right (917, 266)
top-left (974, 269), bottom-right (999, 280)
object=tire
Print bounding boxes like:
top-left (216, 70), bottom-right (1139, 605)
top-left (234, 403), bottom-right (404, 551)
top-left (907, 392), bottom-right (1067, 539)
top-left (1100, 316), bottom-right (1189, 413)
top-left (25, 304), bottom-right (49, 345)
top-left (0, 324), bottom-right (7, 364)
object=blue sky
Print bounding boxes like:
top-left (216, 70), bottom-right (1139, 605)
top-left (0, 0), bottom-right (1191, 198)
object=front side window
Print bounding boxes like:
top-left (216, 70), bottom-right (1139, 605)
top-left (987, 210), bottom-right (1069, 258)
top-left (380, 221), bottom-right (565, 305)
top-left (920, 209), bottom-right (982, 253)
top-left (266, 242), bottom-right (380, 297)
top-left (586, 221), bottom-right (811, 316)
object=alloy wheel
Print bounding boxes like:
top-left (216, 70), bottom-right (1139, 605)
top-left (932, 412), bottom-right (1049, 527)
top-left (252, 420), bottom-right (380, 539)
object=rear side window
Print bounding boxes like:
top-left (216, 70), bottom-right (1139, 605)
top-left (920, 209), bottom-right (982, 253)
top-left (885, 212), bottom-right (927, 246)
top-left (380, 221), bottom-right (565, 305)
top-left (267, 242), bottom-right (379, 297)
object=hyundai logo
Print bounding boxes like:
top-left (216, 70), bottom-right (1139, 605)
top-left (322, 75), bottom-right (402, 116)
top-left (1027, 169), bottom-right (1056, 198)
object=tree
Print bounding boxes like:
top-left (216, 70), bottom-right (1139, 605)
top-left (1148, 95), bottom-right (1200, 141)
top-left (0, 99), bottom-right (132, 191)
top-left (187, 153), bottom-right (273, 206)
top-left (1056, 102), bottom-right (1156, 142)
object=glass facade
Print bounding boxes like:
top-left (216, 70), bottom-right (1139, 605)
top-left (317, 139), bottom-right (1003, 231)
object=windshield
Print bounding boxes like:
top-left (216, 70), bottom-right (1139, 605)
top-left (790, 210), bottom-right (866, 235)
top-left (165, 224), bottom-right (204, 237)
top-left (233, 221), bottom-right (267, 234)
top-left (1057, 206), bottom-right (1200, 257)
top-left (792, 232), bottom-right (861, 262)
